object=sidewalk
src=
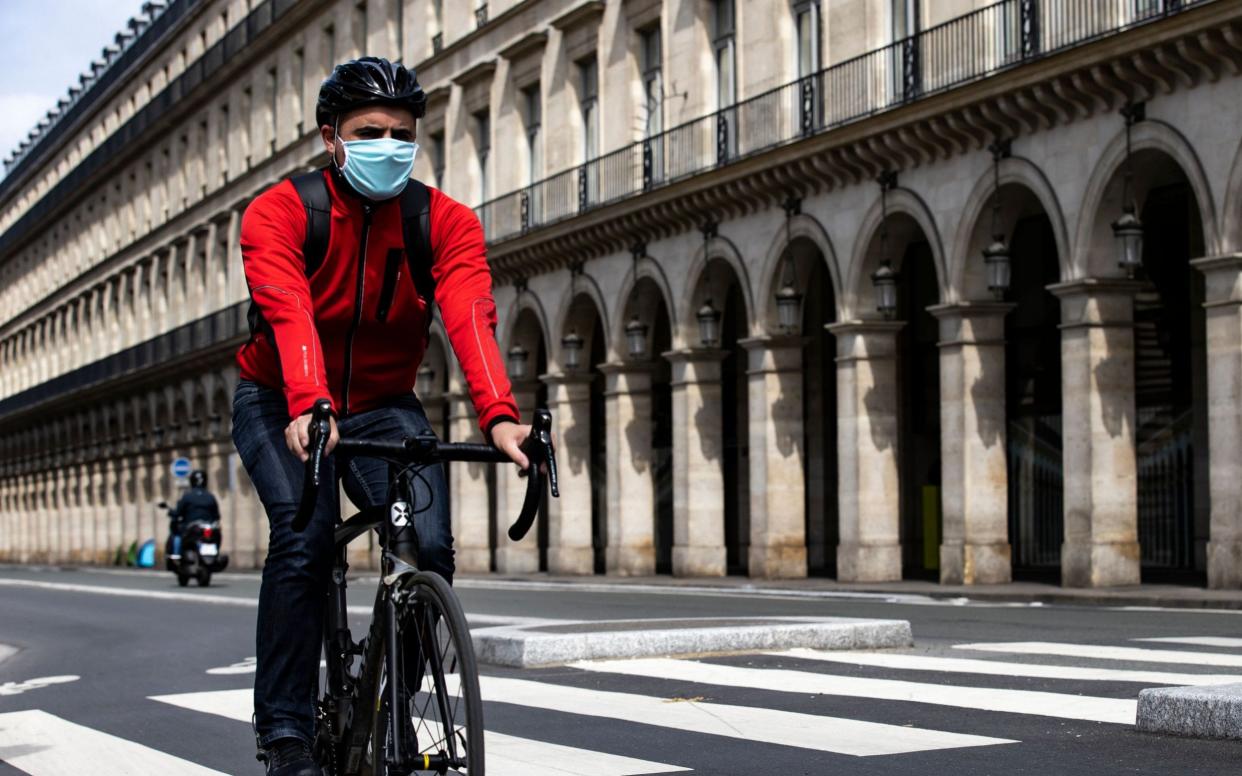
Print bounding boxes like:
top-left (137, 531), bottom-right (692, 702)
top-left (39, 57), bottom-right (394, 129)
top-left (456, 573), bottom-right (1242, 610)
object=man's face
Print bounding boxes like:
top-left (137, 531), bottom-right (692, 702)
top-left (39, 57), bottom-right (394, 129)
top-left (321, 104), bottom-right (417, 166)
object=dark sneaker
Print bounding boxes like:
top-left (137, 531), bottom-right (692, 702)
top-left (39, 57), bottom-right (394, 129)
top-left (260, 737), bottom-right (318, 776)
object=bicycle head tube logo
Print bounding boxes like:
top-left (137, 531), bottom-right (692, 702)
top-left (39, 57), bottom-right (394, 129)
top-left (390, 501), bottom-right (411, 527)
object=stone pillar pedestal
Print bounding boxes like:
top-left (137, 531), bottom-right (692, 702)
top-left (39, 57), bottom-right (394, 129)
top-left (1193, 255), bottom-right (1242, 588)
top-left (543, 373), bottom-right (595, 575)
top-left (739, 336), bottom-right (808, 579)
top-left (601, 363), bottom-right (656, 576)
top-left (827, 321), bottom-right (904, 582)
top-left (494, 382), bottom-right (540, 573)
top-left (1050, 279), bottom-right (1143, 588)
top-left (666, 349), bottom-right (728, 577)
top-left (447, 392), bottom-right (491, 573)
top-left (930, 302), bottom-right (1014, 585)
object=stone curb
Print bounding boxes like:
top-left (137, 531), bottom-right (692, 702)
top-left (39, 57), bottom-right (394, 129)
top-left (1137, 683), bottom-right (1242, 739)
top-left (471, 616), bottom-right (912, 667)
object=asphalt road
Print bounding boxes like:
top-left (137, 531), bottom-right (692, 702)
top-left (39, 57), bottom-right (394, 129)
top-left (2, 565), bottom-right (1241, 775)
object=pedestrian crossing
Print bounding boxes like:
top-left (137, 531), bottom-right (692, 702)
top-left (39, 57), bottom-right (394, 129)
top-left (3, 633), bottom-right (1240, 775)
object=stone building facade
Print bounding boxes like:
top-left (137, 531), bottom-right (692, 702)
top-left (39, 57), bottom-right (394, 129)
top-left (2, 0), bottom-right (1242, 588)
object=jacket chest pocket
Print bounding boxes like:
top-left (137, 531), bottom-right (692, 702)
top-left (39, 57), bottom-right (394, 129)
top-left (376, 248), bottom-right (403, 323)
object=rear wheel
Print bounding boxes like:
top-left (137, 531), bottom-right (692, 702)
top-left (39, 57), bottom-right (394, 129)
top-left (176, 572), bottom-right (190, 587)
top-left (196, 568), bottom-right (212, 587)
top-left (368, 571), bottom-right (484, 775)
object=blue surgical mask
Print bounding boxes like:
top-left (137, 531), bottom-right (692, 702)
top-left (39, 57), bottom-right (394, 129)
top-left (338, 137), bottom-right (418, 201)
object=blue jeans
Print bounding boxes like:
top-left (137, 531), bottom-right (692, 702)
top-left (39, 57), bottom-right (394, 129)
top-left (231, 380), bottom-right (453, 748)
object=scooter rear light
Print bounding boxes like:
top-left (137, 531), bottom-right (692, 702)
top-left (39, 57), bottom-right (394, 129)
top-left (203, 526), bottom-right (214, 540)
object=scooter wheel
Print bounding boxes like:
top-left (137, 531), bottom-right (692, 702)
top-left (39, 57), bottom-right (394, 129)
top-left (196, 568), bottom-right (212, 587)
top-left (177, 572), bottom-right (190, 587)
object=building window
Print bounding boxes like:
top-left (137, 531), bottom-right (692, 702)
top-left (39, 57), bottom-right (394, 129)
top-left (893, 0), bottom-right (919, 40)
top-left (293, 47), bottom-right (305, 133)
top-left (474, 110), bottom-right (490, 204)
top-left (324, 24), bottom-right (336, 75)
top-left (712, 0), bottom-right (736, 110)
top-left (794, 1), bottom-right (821, 78)
top-left (640, 25), bottom-right (662, 138)
top-left (523, 84), bottom-right (542, 186)
top-left (428, 130), bottom-right (445, 189)
top-left (353, 1), bottom-right (367, 57)
top-left (476, 1), bottom-right (489, 29)
top-left (578, 56), bottom-right (599, 162)
top-left (431, 0), bottom-right (444, 54)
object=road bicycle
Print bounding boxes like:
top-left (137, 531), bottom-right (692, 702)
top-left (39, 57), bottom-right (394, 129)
top-left (289, 399), bottom-right (558, 775)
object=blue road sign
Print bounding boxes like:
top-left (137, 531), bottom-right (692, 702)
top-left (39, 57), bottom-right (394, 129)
top-left (171, 458), bottom-right (192, 479)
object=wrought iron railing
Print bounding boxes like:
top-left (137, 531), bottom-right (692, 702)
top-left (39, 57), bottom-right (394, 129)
top-left (475, 0), bottom-right (1210, 244)
top-left (1007, 416), bottom-right (1064, 568)
top-left (1137, 407), bottom-right (1197, 569)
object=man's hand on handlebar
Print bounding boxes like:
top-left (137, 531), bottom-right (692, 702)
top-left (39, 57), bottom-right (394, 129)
top-left (490, 420), bottom-right (532, 470)
top-left (286, 412), bottom-right (339, 462)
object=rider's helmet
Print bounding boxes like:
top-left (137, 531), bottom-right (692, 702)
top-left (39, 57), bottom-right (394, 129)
top-left (189, 470), bottom-right (207, 489)
top-left (316, 57), bottom-right (427, 129)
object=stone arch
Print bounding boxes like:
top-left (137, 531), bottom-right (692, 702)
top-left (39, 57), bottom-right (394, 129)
top-left (679, 230), bottom-right (755, 345)
top-left (843, 185), bottom-right (947, 317)
top-left (551, 269), bottom-right (611, 371)
top-left (950, 155), bottom-right (1072, 299)
top-left (612, 253), bottom-right (678, 360)
top-left (1073, 118), bottom-right (1217, 277)
top-left (755, 210), bottom-right (844, 333)
top-left (500, 288), bottom-right (552, 353)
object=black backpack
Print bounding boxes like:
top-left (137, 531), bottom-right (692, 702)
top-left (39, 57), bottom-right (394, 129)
top-left (246, 170), bottom-right (436, 343)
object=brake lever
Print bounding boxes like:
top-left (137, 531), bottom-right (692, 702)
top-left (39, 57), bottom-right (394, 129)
top-left (292, 399), bottom-right (333, 532)
top-left (519, 410), bottom-right (559, 497)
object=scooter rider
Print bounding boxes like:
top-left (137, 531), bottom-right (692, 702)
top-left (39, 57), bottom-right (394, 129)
top-left (167, 469), bottom-right (220, 557)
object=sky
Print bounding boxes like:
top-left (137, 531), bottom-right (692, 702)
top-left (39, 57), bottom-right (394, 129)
top-left (0, 0), bottom-right (147, 177)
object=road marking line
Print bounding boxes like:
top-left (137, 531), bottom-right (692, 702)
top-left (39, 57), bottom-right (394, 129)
top-left (778, 649), bottom-right (1242, 686)
top-left (0, 578), bottom-right (556, 627)
top-left (0, 676), bottom-right (80, 697)
top-left (570, 657), bottom-right (1135, 725)
top-left (1133, 636), bottom-right (1242, 649)
top-left (149, 689), bottom-right (691, 774)
top-left (0, 709), bottom-right (229, 775)
top-left (954, 641), bottom-right (1242, 668)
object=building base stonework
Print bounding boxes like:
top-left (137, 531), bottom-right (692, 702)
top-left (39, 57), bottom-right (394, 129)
top-left (940, 542), bottom-right (1013, 586)
top-left (837, 543), bottom-right (903, 583)
top-left (1206, 540), bottom-right (1242, 590)
top-left (1061, 541), bottom-right (1142, 588)
top-left (673, 545), bottom-right (727, 578)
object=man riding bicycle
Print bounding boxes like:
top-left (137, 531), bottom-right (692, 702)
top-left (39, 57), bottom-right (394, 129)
top-left (231, 56), bottom-right (531, 776)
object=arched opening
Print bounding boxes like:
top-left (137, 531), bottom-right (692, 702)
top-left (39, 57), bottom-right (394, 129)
top-left (651, 304), bottom-right (674, 574)
top-left (498, 307), bottom-right (548, 572)
top-left (589, 320), bottom-right (608, 574)
top-left (1132, 158), bottom-right (1207, 582)
top-left (793, 239), bottom-right (838, 577)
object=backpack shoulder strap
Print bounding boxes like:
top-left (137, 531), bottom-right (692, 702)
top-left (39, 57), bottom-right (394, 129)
top-left (290, 169), bottom-right (332, 278)
top-left (399, 180), bottom-right (436, 313)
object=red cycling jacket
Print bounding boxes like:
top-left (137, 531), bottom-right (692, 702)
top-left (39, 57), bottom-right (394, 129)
top-left (236, 169), bottom-right (519, 434)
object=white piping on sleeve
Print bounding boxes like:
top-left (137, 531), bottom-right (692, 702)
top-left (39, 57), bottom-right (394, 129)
top-left (252, 284), bottom-right (322, 385)
top-left (471, 297), bottom-right (501, 399)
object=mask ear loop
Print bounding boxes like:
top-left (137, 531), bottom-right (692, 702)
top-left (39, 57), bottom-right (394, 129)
top-left (333, 115), bottom-right (345, 172)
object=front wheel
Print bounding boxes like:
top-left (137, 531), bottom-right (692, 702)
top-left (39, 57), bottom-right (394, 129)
top-left (196, 568), bottom-right (212, 587)
top-left (369, 571), bottom-right (484, 776)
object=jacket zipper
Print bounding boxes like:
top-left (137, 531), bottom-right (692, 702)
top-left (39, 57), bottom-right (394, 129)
top-left (341, 203), bottom-right (373, 415)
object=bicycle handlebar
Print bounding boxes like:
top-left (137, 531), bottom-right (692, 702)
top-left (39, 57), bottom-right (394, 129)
top-left (291, 399), bottom-right (559, 541)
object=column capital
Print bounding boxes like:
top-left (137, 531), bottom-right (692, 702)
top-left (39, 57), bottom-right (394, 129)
top-left (1191, 253), bottom-right (1242, 308)
top-left (929, 302), bottom-right (1015, 347)
top-left (829, 320), bottom-right (904, 362)
top-left (926, 301), bottom-right (1016, 320)
top-left (597, 360), bottom-right (655, 376)
top-left (539, 371), bottom-right (594, 387)
top-left (1049, 277), bottom-right (1146, 329)
top-left (661, 347), bottom-right (728, 364)
top-left (825, 319), bottom-right (906, 336)
top-left (664, 348), bottom-right (727, 387)
top-left (1046, 277), bottom-right (1146, 299)
top-left (739, 336), bottom-right (806, 374)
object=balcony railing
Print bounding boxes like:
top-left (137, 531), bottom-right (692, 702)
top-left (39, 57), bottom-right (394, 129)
top-left (475, 0), bottom-right (1210, 245)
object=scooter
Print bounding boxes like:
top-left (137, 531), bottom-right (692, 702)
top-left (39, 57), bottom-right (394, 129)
top-left (159, 501), bottom-right (230, 587)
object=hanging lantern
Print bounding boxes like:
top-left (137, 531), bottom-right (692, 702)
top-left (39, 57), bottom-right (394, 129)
top-left (416, 364), bottom-right (436, 396)
top-left (775, 279), bottom-right (803, 333)
top-left (561, 329), bottom-right (584, 372)
top-left (872, 261), bottom-right (899, 320)
top-left (1113, 206), bottom-right (1144, 278)
top-left (697, 298), bottom-right (721, 347)
top-left (983, 236), bottom-right (1011, 301)
top-left (625, 315), bottom-right (649, 359)
top-left (507, 344), bottom-right (529, 380)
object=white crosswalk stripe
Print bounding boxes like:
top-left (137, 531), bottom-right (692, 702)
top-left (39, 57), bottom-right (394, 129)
top-left (0, 709), bottom-right (229, 776)
top-left (150, 688), bottom-right (692, 775)
top-left (569, 657), bottom-right (1136, 724)
top-left (778, 648), bottom-right (1242, 686)
top-left (954, 641), bottom-right (1242, 667)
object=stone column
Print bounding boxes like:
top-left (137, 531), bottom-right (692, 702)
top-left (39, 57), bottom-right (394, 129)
top-left (230, 447), bottom-right (264, 569)
top-left (739, 336), bottom-right (809, 579)
top-left (494, 381), bottom-right (540, 573)
top-left (666, 349), bottom-right (728, 577)
top-left (1050, 279), bottom-right (1142, 587)
top-left (1192, 255), bottom-right (1242, 587)
top-left (930, 302), bottom-right (1014, 585)
top-left (601, 363), bottom-right (657, 576)
top-left (447, 391), bottom-right (491, 572)
top-left (543, 373), bottom-right (595, 575)
top-left (827, 321), bottom-right (904, 582)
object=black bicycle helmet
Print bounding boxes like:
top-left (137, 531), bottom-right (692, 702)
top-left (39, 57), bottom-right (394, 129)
top-left (316, 57), bottom-right (427, 127)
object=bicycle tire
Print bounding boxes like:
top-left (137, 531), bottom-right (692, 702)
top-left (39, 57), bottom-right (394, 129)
top-left (368, 571), bottom-right (484, 776)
